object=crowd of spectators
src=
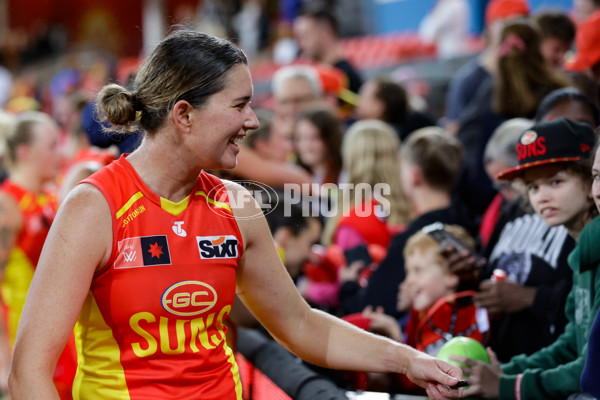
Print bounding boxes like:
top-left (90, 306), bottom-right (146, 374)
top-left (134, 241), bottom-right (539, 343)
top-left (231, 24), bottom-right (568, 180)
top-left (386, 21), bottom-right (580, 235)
top-left (0, 0), bottom-right (599, 399)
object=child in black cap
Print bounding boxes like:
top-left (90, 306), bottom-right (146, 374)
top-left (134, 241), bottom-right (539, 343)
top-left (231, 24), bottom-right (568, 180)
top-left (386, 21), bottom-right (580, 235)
top-left (453, 117), bottom-right (600, 399)
top-left (496, 117), bottom-right (597, 238)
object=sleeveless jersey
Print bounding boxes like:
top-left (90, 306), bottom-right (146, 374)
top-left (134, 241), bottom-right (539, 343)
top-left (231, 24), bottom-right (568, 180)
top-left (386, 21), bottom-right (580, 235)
top-left (75, 156), bottom-right (244, 400)
top-left (0, 179), bottom-right (57, 344)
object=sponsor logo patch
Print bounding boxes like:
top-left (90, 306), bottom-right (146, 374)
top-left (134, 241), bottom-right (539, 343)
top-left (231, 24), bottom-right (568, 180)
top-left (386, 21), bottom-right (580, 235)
top-left (172, 221), bottom-right (187, 237)
top-left (161, 280), bottom-right (217, 316)
top-left (115, 235), bottom-right (171, 269)
top-left (196, 235), bottom-right (239, 259)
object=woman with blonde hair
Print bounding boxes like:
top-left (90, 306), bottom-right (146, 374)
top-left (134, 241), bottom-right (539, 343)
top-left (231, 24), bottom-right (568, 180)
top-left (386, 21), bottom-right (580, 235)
top-left (0, 112), bottom-right (75, 397)
top-left (310, 119), bottom-right (412, 312)
top-left (323, 120), bottom-right (412, 249)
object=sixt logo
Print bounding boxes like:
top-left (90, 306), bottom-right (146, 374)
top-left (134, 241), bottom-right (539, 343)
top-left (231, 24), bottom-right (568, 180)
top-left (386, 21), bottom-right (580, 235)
top-left (196, 235), bottom-right (239, 259)
top-left (161, 280), bottom-right (217, 317)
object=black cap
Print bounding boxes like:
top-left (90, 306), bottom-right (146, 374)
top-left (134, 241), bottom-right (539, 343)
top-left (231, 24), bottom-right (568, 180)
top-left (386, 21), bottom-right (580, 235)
top-left (497, 118), bottom-right (596, 180)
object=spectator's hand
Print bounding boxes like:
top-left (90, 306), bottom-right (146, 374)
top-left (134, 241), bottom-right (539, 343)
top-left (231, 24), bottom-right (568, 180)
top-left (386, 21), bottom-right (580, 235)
top-left (338, 261), bottom-right (363, 283)
top-left (362, 305), bottom-right (402, 341)
top-left (442, 245), bottom-right (486, 282)
top-left (452, 347), bottom-right (502, 399)
top-left (405, 351), bottom-right (465, 399)
top-left (397, 279), bottom-right (414, 312)
top-left (475, 279), bottom-right (536, 315)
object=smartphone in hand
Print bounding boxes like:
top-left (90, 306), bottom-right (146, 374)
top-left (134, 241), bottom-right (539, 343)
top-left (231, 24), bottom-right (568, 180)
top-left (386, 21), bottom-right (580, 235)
top-left (344, 244), bottom-right (372, 268)
top-left (421, 222), bottom-right (485, 264)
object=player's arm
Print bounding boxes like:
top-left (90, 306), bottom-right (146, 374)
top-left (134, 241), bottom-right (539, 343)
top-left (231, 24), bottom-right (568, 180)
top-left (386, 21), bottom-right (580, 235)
top-left (228, 183), bottom-right (463, 400)
top-left (9, 183), bottom-right (112, 399)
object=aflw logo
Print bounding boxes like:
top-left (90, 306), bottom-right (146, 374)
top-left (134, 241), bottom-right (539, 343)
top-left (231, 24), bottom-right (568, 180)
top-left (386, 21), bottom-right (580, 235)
top-left (123, 251), bottom-right (137, 262)
top-left (197, 235), bottom-right (239, 259)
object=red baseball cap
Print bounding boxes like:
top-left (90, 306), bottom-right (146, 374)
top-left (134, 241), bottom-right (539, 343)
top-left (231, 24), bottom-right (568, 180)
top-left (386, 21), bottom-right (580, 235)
top-left (565, 10), bottom-right (600, 72)
top-left (485, 0), bottom-right (530, 25)
top-left (313, 64), bottom-right (359, 105)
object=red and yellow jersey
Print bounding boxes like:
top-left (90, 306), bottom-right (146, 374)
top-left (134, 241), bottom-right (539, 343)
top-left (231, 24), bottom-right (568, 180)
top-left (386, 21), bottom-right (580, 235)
top-left (75, 155), bottom-right (244, 400)
top-left (0, 179), bottom-right (57, 344)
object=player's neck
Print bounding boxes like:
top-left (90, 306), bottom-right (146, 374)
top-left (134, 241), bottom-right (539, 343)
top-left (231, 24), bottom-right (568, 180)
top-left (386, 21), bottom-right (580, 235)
top-left (126, 143), bottom-right (200, 203)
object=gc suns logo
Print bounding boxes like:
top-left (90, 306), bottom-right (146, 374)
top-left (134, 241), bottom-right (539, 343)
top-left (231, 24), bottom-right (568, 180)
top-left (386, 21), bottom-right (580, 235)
top-left (197, 235), bottom-right (239, 259)
top-left (161, 281), bottom-right (217, 316)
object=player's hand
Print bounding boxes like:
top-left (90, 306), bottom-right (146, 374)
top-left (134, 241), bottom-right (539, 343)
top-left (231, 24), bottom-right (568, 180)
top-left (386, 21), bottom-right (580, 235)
top-left (405, 351), bottom-right (465, 399)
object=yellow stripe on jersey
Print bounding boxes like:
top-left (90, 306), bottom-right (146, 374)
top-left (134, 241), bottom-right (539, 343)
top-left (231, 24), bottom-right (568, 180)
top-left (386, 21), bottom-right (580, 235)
top-left (116, 191), bottom-right (144, 219)
top-left (160, 195), bottom-right (189, 216)
top-left (0, 247), bottom-right (35, 346)
top-left (224, 339), bottom-right (243, 400)
top-left (195, 191), bottom-right (232, 213)
top-left (74, 293), bottom-right (131, 400)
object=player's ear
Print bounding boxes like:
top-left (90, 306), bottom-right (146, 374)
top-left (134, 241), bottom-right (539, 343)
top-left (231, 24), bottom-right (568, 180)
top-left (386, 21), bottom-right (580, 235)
top-left (172, 100), bottom-right (195, 133)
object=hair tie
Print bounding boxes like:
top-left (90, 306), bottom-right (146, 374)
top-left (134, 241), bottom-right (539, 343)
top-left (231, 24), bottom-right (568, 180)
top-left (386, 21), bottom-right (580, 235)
top-left (131, 92), bottom-right (144, 112)
top-left (131, 92), bottom-right (144, 122)
top-left (498, 33), bottom-right (526, 57)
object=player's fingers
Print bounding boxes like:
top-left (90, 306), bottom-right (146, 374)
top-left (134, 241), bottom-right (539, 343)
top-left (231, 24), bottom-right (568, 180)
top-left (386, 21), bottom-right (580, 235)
top-left (426, 383), bottom-right (445, 400)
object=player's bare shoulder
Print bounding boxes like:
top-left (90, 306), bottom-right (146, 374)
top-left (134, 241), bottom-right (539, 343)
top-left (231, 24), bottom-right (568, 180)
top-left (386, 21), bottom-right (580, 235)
top-left (220, 179), bottom-right (263, 219)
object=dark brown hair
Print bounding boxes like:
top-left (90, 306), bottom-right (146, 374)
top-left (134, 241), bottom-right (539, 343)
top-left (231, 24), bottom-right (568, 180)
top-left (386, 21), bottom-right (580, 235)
top-left (96, 30), bottom-right (247, 135)
top-left (535, 11), bottom-right (575, 43)
top-left (494, 19), bottom-right (571, 117)
top-left (295, 105), bottom-right (343, 184)
top-left (373, 77), bottom-right (409, 125)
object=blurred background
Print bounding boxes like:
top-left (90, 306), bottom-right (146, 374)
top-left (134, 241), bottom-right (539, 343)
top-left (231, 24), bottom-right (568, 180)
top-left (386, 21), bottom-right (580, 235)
top-left (0, 0), bottom-right (575, 120)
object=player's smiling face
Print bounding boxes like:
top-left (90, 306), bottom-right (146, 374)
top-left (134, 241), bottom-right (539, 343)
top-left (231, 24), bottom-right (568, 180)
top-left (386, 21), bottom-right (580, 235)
top-left (189, 64), bottom-right (259, 170)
